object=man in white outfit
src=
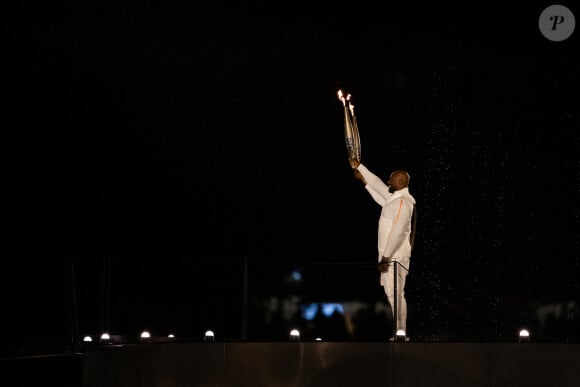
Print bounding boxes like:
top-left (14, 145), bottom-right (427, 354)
top-left (349, 158), bottom-right (416, 340)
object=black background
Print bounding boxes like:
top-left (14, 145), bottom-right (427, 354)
top-left (3, 2), bottom-right (579, 350)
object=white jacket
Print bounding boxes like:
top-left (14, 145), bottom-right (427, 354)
top-left (356, 163), bottom-right (416, 261)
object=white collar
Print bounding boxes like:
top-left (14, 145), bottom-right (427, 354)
top-left (386, 187), bottom-right (415, 205)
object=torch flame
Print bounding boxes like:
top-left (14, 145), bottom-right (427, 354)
top-left (338, 90), bottom-right (353, 107)
top-left (338, 90), bottom-right (346, 106)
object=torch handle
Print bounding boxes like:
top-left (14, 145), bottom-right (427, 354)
top-left (343, 105), bottom-right (356, 159)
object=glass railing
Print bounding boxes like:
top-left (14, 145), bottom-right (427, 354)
top-left (3, 255), bottom-right (579, 359)
top-left (72, 257), bottom-right (580, 345)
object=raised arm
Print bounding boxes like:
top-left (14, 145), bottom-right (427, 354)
top-left (349, 158), bottom-right (392, 206)
top-left (356, 163), bottom-right (392, 202)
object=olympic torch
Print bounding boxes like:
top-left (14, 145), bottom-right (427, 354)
top-left (338, 89), bottom-right (361, 162)
top-left (350, 100), bottom-right (361, 162)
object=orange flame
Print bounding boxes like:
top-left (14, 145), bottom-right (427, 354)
top-left (338, 89), bottom-right (353, 107)
top-left (337, 90), bottom-right (346, 106)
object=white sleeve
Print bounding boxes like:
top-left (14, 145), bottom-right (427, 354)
top-left (365, 185), bottom-right (386, 206)
top-left (357, 163), bottom-right (392, 203)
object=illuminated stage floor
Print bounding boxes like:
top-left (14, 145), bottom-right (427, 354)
top-left (78, 341), bottom-right (579, 387)
top-left (3, 341), bottom-right (578, 386)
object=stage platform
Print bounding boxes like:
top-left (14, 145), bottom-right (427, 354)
top-left (3, 341), bottom-right (579, 386)
top-left (79, 341), bottom-right (577, 386)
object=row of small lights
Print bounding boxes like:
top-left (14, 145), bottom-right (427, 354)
top-left (292, 328), bottom-right (532, 342)
top-left (83, 330), bottom-right (314, 343)
top-left (84, 331), bottom-right (179, 342)
top-left (83, 328), bottom-right (532, 343)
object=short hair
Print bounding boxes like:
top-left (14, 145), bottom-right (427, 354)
top-left (392, 170), bottom-right (410, 187)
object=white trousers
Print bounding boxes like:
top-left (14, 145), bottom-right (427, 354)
top-left (380, 258), bottom-right (409, 333)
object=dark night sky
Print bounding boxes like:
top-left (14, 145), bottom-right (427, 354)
top-left (3, 3), bottom-right (579, 346)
